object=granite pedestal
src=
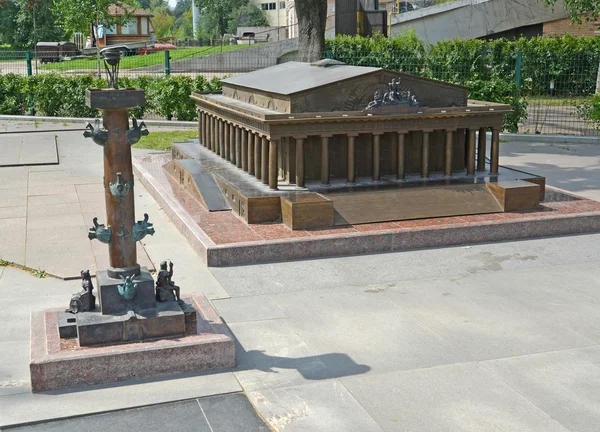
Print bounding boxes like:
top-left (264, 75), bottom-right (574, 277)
top-left (30, 294), bottom-right (235, 392)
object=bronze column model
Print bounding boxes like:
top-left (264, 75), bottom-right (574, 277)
top-left (490, 128), bottom-right (500, 174)
top-left (397, 132), bottom-right (406, 180)
top-left (241, 128), bottom-right (248, 171)
top-left (477, 126), bottom-right (487, 171)
top-left (321, 135), bottom-right (330, 185)
top-left (269, 139), bottom-right (278, 190)
top-left (102, 109), bottom-right (137, 270)
top-left (347, 134), bottom-right (357, 184)
top-left (444, 129), bottom-right (454, 177)
top-left (261, 136), bottom-right (269, 185)
top-left (248, 131), bottom-right (255, 176)
top-left (421, 131), bottom-right (430, 179)
top-left (372, 133), bottom-right (381, 182)
top-left (295, 136), bottom-right (305, 188)
top-left (467, 128), bottom-right (476, 175)
top-left (254, 133), bottom-right (261, 180)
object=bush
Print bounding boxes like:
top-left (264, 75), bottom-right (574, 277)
top-left (466, 79), bottom-right (528, 133)
top-left (576, 94), bottom-right (600, 130)
top-left (0, 73), bottom-right (28, 115)
top-left (30, 73), bottom-right (104, 117)
top-left (0, 74), bottom-right (223, 121)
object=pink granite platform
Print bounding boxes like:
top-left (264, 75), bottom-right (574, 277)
top-left (30, 294), bottom-right (235, 392)
top-left (133, 154), bottom-right (600, 267)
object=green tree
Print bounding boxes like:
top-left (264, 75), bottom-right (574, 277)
top-left (195, 0), bottom-right (245, 37)
top-left (0, 0), bottom-right (64, 48)
top-left (149, 0), bottom-right (169, 15)
top-left (540, 0), bottom-right (600, 22)
top-left (175, 9), bottom-right (194, 39)
top-left (52, 0), bottom-right (139, 40)
top-left (153, 13), bottom-right (175, 38)
top-left (227, 3), bottom-right (268, 33)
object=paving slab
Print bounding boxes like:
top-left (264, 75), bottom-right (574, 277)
top-left (340, 363), bottom-right (570, 432)
top-left (0, 340), bottom-right (30, 396)
top-left (213, 296), bottom-right (287, 323)
top-left (6, 393), bottom-right (270, 432)
top-left (0, 206), bottom-right (26, 219)
top-left (378, 268), bottom-right (595, 361)
top-left (0, 217), bottom-right (26, 264)
top-left (0, 133), bottom-right (59, 167)
top-left (484, 346), bottom-right (600, 432)
top-left (268, 287), bottom-right (468, 375)
top-left (0, 371), bottom-right (242, 428)
top-left (248, 380), bottom-right (383, 432)
top-left (230, 319), bottom-right (332, 391)
top-left (0, 166), bottom-right (28, 188)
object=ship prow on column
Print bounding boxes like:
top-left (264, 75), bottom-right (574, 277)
top-left (167, 59), bottom-right (544, 230)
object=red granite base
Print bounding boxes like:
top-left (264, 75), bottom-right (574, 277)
top-left (133, 154), bottom-right (600, 267)
top-left (30, 294), bottom-right (235, 392)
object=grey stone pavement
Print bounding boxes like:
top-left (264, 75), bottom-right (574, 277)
top-left (1, 121), bottom-right (600, 431)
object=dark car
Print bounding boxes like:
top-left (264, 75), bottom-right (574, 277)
top-left (399, 1), bottom-right (416, 12)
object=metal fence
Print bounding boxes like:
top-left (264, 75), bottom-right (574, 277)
top-left (1, 47), bottom-right (599, 135)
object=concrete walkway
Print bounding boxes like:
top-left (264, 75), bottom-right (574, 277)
top-left (1, 125), bottom-right (600, 431)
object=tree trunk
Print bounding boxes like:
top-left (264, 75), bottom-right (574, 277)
top-left (295, 0), bottom-right (327, 62)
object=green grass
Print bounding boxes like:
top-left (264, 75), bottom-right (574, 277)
top-left (525, 96), bottom-right (591, 106)
top-left (133, 130), bottom-right (198, 151)
top-left (0, 259), bottom-right (9, 267)
top-left (40, 44), bottom-right (251, 71)
top-left (30, 268), bottom-right (47, 278)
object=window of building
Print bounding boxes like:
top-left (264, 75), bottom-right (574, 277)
top-left (105, 25), bottom-right (117, 35)
top-left (261, 2), bottom-right (276, 10)
top-left (121, 19), bottom-right (139, 35)
top-left (141, 17), bottom-right (148, 35)
top-left (279, 1), bottom-right (285, 8)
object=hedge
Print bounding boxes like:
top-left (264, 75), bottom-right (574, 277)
top-left (0, 73), bottom-right (223, 120)
top-left (327, 32), bottom-right (600, 95)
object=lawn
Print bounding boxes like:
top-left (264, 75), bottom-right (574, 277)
top-left (40, 44), bottom-right (251, 71)
top-left (525, 95), bottom-right (591, 106)
top-left (133, 130), bottom-right (198, 151)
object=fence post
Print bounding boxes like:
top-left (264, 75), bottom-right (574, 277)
top-left (164, 50), bottom-right (170, 76)
top-left (515, 51), bottom-right (522, 90)
top-left (26, 51), bottom-right (35, 116)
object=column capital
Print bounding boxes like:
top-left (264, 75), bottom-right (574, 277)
top-left (320, 134), bottom-right (333, 139)
top-left (293, 135), bottom-right (308, 140)
top-left (396, 130), bottom-right (408, 135)
top-left (422, 129), bottom-right (433, 134)
top-left (372, 132), bottom-right (384, 136)
top-left (445, 128), bottom-right (457, 133)
top-left (347, 133), bottom-right (359, 137)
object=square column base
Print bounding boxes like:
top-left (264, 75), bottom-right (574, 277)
top-left (76, 300), bottom-right (186, 346)
top-left (30, 294), bottom-right (235, 392)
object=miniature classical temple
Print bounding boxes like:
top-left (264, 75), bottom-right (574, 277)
top-left (169, 60), bottom-right (545, 229)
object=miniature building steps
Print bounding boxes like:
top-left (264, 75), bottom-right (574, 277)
top-left (323, 183), bottom-right (504, 225)
top-left (164, 158), bottom-right (231, 212)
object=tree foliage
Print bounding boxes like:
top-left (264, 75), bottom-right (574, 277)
top-left (540, 0), bottom-right (600, 22)
top-left (227, 4), bottom-right (268, 33)
top-left (52, 0), bottom-right (139, 37)
top-left (0, 0), bottom-right (65, 48)
top-left (153, 13), bottom-right (175, 38)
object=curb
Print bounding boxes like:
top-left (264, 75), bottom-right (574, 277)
top-left (0, 115), bottom-right (197, 128)
top-left (500, 132), bottom-right (600, 144)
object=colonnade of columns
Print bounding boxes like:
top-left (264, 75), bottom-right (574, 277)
top-left (198, 111), bottom-right (501, 192)
top-left (199, 111), bottom-right (279, 190)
